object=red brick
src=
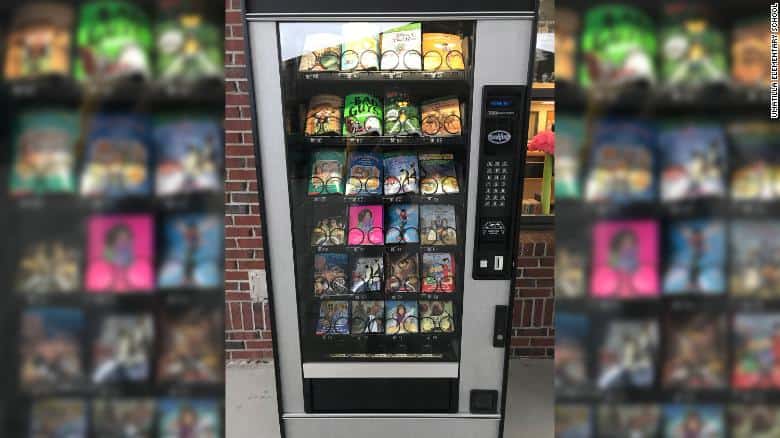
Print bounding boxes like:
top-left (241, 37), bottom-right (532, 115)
top-left (228, 331), bottom-right (261, 340)
top-left (238, 260), bottom-right (265, 269)
top-left (228, 169), bottom-right (257, 180)
top-left (234, 215), bottom-right (261, 226)
top-left (225, 39), bottom-right (246, 51)
top-left (230, 303), bottom-right (243, 330)
top-left (232, 193), bottom-right (259, 203)
top-left (225, 93), bottom-right (251, 106)
top-left (226, 145), bottom-right (255, 157)
top-left (229, 350), bottom-right (267, 360)
top-left (237, 238), bottom-right (263, 248)
top-left (530, 338), bottom-right (554, 347)
top-left (515, 257), bottom-right (540, 267)
top-left (226, 227), bottom-right (253, 237)
top-left (225, 270), bottom-right (249, 281)
top-left (241, 303), bottom-right (254, 330)
top-left (246, 340), bottom-right (273, 350)
top-left (544, 298), bottom-right (554, 326)
top-left (225, 11), bottom-right (242, 25)
top-left (524, 268), bottom-right (554, 278)
top-left (226, 292), bottom-right (250, 301)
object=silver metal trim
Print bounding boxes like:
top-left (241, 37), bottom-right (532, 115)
top-left (302, 362), bottom-right (459, 379)
top-left (283, 413), bottom-right (501, 419)
top-left (246, 12), bottom-right (535, 21)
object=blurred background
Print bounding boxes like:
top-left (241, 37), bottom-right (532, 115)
top-left (0, 0), bottom-right (224, 436)
top-left (554, 0), bottom-right (775, 437)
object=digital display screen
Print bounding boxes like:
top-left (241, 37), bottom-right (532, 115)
top-left (489, 98), bottom-right (513, 108)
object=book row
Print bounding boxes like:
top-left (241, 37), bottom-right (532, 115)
top-left (304, 94), bottom-right (462, 137)
top-left (556, 118), bottom-right (780, 204)
top-left (310, 151), bottom-right (460, 196)
top-left (557, 218), bottom-right (780, 299)
top-left (9, 110), bottom-right (222, 198)
top-left (316, 299), bottom-right (455, 336)
top-left (15, 213), bottom-right (221, 295)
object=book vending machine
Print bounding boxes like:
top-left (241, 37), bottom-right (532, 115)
top-left (242, 1), bottom-right (538, 436)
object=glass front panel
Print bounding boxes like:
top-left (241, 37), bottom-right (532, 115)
top-left (277, 21), bottom-right (475, 362)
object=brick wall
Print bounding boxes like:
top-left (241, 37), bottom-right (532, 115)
top-left (223, 4), bottom-right (554, 360)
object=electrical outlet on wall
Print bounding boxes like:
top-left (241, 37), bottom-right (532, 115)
top-left (249, 270), bottom-right (268, 302)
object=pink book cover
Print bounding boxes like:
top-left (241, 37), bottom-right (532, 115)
top-left (590, 219), bottom-right (659, 298)
top-left (85, 214), bottom-right (155, 293)
top-left (347, 205), bottom-right (383, 246)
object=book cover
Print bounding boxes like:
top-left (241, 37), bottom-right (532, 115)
top-left (9, 110), bottom-right (79, 196)
top-left (420, 96), bottom-right (462, 137)
top-left (421, 252), bottom-right (455, 293)
top-left (158, 398), bottom-right (220, 438)
top-left (385, 300), bottom-right (418, 334)
top-left (158, 213), bottom-right (221, 289)
top-left (314, 253), bottom-right (349, 296)
top-left (15, 238), bottom-right (81, 295)
top-left (4, 4), bottom-right (73, 80)
top-left (383, 153), bottom-right (419, 194)
top-left (596, 319), bottom-right (659, 390)
top-left (311, 213), bottom-right (346, 247)
top-left (350, 256), bottom-right (383, 293)
top-left (730, 405), bottom-right (780, 437)
top-left (386, 251), bottom-right (419, 293)
top-left (350, 300), bottom-right (384, 334)
top-left (422, 33), bottom-right (465, 71)
top-left (419, 153), bottom-right (459, 194)
top-left (663, 405), bottom-right (724, 437)
top-left (555, 405), bottom-right (592, 438)
top-left (91, 313), bottom-right (154, 384)
top-left (728, 122), bottom-right (780, 201)
top-left (554, 115), bottom-right (584, 199)
top-left (556, 244), bottom-right (586, 298)
top-left (380, 22), bottom-right (422, 70)
top-left (93, 399), bottom-right (155, 438)
top-left (298, 32), bottom-right (341, 72)
top-left (20, 308), bottom-right (84, 390)
top-left (308, 150), bottom-right (345, 195)
top-left (155, 9), bottom-right (222, 81)
top-left (345, 151), bottom-right (382, 195)
top-left (732, 19), bottom-right (770, 87)
top-left (85, 214), bottom-right (155, 293)
top-left (80, 114), bottom-right (151, 198)
top-left (341, 22), bottom-right (379, 71)
top-left (660, 15), bottom-right (728, 87)
top-left (663, 219), bottom-right (725, 295)
top-left (347, 205), bottom-right (383, 246)
top-left (420, 204), bottom-right (457, 246)
top-left (730, 221), bottom-right (780, 297)
top-left (659, 122), bottom-right (726, 202)
top-left (385, 203), bottom-right (419, 244)
top-left (316, 300), bottom-right (349, 335)
top-left (158, 308), bottom-right (221, 384)
top-left (305, 95), bottom-right (343, 136)
top-left (343, 93), bottom-right (383, 136)
top-left (384, 91), bottom-right (421, 135)
top-left (732, 313), bottom-right (780, 389)
top-left (590, 220), bottom-right (659, 298)
top-left (597, 405), bottom-right (660, 438)
top-left (30, 399), bottom-right (86, 437)
top-left (662, 312), bottom-right (727, 389)
top-left (419, 300), bottom-right (454, 333)
top-left (555, 313), bottom-right (589, 391)
top-left (154, 115), bottom-right (222, 196)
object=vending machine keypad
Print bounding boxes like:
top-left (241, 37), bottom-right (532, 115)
top-left (472, 86), bottom-right (527, 279)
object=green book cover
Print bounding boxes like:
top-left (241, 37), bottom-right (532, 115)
top-left (309, 151), bottom-right (345, 195)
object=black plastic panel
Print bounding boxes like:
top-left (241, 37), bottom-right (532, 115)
top-left (305, 378), bottom-right (458, 413)
top-left (245, 0), bottom-right (535, 15)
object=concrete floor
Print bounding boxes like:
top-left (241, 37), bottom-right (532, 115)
top-left (226, 358), bottom-right (553, 438)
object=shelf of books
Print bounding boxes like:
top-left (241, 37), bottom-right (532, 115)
top-left (278, 21), bottom-right (475, 362)
top-left (555, 1), bottom-right (777, 436)
top-left (0, 1), bottom-right (224, 436)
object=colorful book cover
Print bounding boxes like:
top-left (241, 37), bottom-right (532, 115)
top-left (386, 251), bottom-right (419, 293)
top-left (554, 115), bottom-right (584, 199)
top-left (158, 398), bottom-right (220, 438)
top-left (728, 122), bottom-right (780, 201)
top-left (385, 300), bottom-right (418, 334)
top-left (584, 120), bottom-right (655, 203)
top-left (93, 398), bottom-right (155, 437)
top-left (10, 110), bottom-right (79, 196)
top-left (596, 319), bottom-right (659, 390)
top-left (730, 405), bottom-right (780, 438)
top-left (341, 22), bottom-right (379, 71)
top-left (556, 244), bottom-right (586, 298)
top-left (662, 312), bottom-right (727, 389)
top-left (420, 204), bottom-right (457, 246)
top-left (659, 123), bottom-right (726, 202)
top-left (663, 220), bottom-right (725, 295)
top-left (730, 221), bottom-right (780, 297)
top-left (660, 11), bottom-right (728, 87)
top-left (157, 308), bottom-right (221, 384)
top-left (30, 399), bottom-right (87, 437)
top-left (555, 405), bottom-right (592, 438)
top-left (85, 214), bottom-right (155, 293)
top-left (343, 93), bottom-right (383, 136)
top-left (350, 300), bottom-right (384, 334)
top-left (15, 238), bottom-right (81, 295)
top-left (314, 253), bottom-right (349, 296)
top-left (419, 300), bottom-right (454, 333)
top-left (577, 5), bottom-right (657, 88)
top-left (732, 18), bottom-right (771, 87)
top-left (158, 213), bottom-right (221, 289)
top-left (74, 0), bottom-right (153, 81)
top-left (308, 150), bottom-right (345, 195)
top-left (597, 405), bottom-right (661, 438)
top-left (663, 405), bottom-right (724, 437)
top-left (316, 300), bottom-right (349, 335)
top-left (420, 96), bottom-right (462, 137)
top-left (154, 115), bottom-right (222, 196)
top-left (311, 213), bottom-right (346, 247)
top-left (350, 256), bottom-right (383, 293)
top-left (384, 91), bottom-right (421, 135)
top-left (555, 313), bottom-right (589, 391)
top-left (155, 8), bottom-right (222, 81)
top-left (422, 33), bottom-right (465, 71)
top-left (20, 308), bottom-right (84, 390)
top-left (298, 32), bottom-right (341, 72)
top-left (345, 152), bottom-right (382, 195)
top-left (380, 22), bottom-right (422, 70)
top-left (419, 153), bottom-right (459, 195)
top-left (421, 252), bottom-right (455, 293)
top-left (91, 314), bottom-right (154, 383)
top-left (733, 313), bottom-right (780, 389)
top-left (383, 153), bottom-right (419, 194)
top-left (80, 114), bottom-right (152, 198)
top-left (385, 204), bottom-right (419, 244)
top-left (4, 3), bottom-right (73, 80)
top-left (305, 95), bottom-right (343, 136)
top-left (347, 205), bottom-right (383, 246)
top-left (590, 220), bottom-right (659, 298)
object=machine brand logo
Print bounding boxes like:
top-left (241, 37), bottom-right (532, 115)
top-left (487, 130), bottom-right (511, 144)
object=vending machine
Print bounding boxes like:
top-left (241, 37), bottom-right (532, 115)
top-left (242, 1), bottom-right (538, 437)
